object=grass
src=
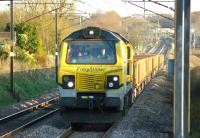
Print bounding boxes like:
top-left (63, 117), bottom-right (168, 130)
top-left (190, 98), bottom-right (200, 138)
top-left (0, 68), bottom-right (57, 107)
top-left (190, 66), bottom-right (200, 137)
top-left (0, 75), bottom-right (15, 106)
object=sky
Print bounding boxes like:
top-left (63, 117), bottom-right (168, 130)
top-left (77, 0), bottom-right (175, 16)
top-left (0, 0), bottom-right (200, 17)
top-left (77, 0), bottom-right (200, 16)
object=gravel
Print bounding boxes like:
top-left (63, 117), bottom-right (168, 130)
top-left (0, 109), bottom-right (52, 136)
top-left (70, 132), bottom-right (104, 138)
top-left (15, 125), bottom-right (63, 138)
top-left (14, 112), bottom-right (70, 138)
top-left (107, 68), bottom-right (173, 138)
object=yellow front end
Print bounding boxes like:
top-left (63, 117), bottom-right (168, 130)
top-left (77, 73), bottom-right (105, 92)
top-left (58, 40), bottom-right (132, 111)
top-left (58, 65), bottom-right (124, 92)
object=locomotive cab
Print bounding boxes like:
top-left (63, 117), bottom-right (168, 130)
top-left (58, 27), bottom-right (134, 123)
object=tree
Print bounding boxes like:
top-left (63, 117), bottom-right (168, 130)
top-left (15, 23), bottom-right (41, 54)
top-left (4, 23), bottom-right (10, 32)
top-left (0, 11), bottom-right (9, 32)
top-left (15, 0), bottom-right (76, 54)
top-left (0, 43), bottom-right (9, 60)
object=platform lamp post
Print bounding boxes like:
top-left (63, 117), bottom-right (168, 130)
top-left (174, 0), bottom-right (190, 137)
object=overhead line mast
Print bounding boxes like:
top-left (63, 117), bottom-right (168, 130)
top-left (174, 0), bottom-right (190, 137)
top-left (55, 8), bottom-right (58, 83)
top-left (10, 0), bottom-right (14, 95)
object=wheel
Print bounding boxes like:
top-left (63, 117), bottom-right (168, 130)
top-left (130, 89), bottom-right (136, 104)
top-left (137, 86), bottom-right (141, 94)
top-left (134, 87), bottom-right (137, 98)
top-left (139, 85), bottom-right (142, 93)
top-left (142, 82), bottom-right (145, 90)
top-left (127, 90), bottom-right (133, 107)
top-left (141, 83), bottom-right (144, 91)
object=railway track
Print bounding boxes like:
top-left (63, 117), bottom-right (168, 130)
top-left (0, 96), bottom-right (58, 123)
top-left (58, 123), bottom-right (116, 138)
top-left (57, 127), bottom-right (74, 138)
top-left (0, 97), bottom-right (59, 138)
top-left (102, 123), bottom-right (117, 138)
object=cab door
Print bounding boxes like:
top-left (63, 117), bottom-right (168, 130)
top-left (126, 44), bottom-right (133, 82)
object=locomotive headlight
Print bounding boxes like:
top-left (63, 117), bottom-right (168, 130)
top-left (107, 75), bottom-right (119, 89)
top-left (89, 30), bottom-right (94, 35)
top-left (62, 75), bottom-right (75, 89)
top-left (82, 27), bottom-right (100, 38)
top-left (113, 76), bottom-right (118, 81)
top-left (67, 81), bottom-right (74, 88)
top-left (108, 82), bottom-right (114, 88)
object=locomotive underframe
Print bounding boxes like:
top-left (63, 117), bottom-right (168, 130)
top-left (59, 82), bottom-right (132, 111)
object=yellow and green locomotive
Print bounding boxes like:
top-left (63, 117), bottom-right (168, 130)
top-left (58, 27), bottom-right (164, 123)
top-left (58, 27), bottom-right (134, 123)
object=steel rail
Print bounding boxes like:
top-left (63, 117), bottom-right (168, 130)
top-left (102, 127), bottom-right (113, 138)
top-left (0, 97), bottom-right (58, 123)
top-left (57, 127), bottom-right (74, 138)
top-left (0, 108), bottom-right (60, 138)
top-left (102, 123), bottom-right (119, 138)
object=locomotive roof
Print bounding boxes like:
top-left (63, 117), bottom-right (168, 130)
top-left (63, 26), bottom-right (130, 44)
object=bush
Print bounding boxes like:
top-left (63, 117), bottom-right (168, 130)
top-left (0, 43), bottom-right (9, 60)
top-left (34, 39), bottom-right (48, 66)
top-left (15, 23), bottom-right (42, 54)
top-left (15, 47), bottom-right (37, 66)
